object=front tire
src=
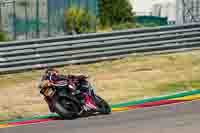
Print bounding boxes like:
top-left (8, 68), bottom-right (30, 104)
top-left (54, 97), bottom-right (79, 119)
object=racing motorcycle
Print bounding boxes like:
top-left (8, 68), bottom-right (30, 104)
top-left (40, 76), bottom-right (111, 119)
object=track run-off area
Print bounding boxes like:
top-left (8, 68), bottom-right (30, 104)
top-left (0, 89), bottom-right (200, 132)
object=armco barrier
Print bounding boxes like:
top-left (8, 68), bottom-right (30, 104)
top-left (0, 23), bottom-right (200, 74)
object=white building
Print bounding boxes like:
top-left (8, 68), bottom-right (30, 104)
top-left (151, 0), bottom-right (176, 23)
top-left (152, 3), bottom-right (162, 16)
top-left (129, 0), bottom-right (176, 20)
top-left (129, 0), bottom-right (153, 16)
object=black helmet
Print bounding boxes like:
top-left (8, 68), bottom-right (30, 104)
top-left (45, 67), bottom-right (58, 74)
top-left (45, 67), bottom-right (59, 81)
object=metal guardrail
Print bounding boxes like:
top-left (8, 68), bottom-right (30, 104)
top-left (0, 23), bottom-right (200, 74)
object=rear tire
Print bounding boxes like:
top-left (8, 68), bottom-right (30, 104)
top-left (95, 95), bottom-right (111, 114)
top-left (54, 97), bottom-right (79, 119)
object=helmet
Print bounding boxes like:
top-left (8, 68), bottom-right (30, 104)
top-left (45, 67), bottom-right (59, 81)
top-left (45, 67), bottom-right (58, 74)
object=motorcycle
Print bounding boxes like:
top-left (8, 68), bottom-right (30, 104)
top-left (40, 76), bottom-right (111, 119)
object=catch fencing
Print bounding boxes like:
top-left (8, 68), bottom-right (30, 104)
top-left (0, 0), bottom-right (98, 40)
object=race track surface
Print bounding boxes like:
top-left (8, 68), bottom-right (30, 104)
top-left (1, 100), bottom-right (200, 133)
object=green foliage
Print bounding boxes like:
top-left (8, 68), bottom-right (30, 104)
top-left (17, 0), bottom-right (30, 7)
top-left (64, 7), bottom-right (96, 34)
top-left (112, 22), bottom-right (144, 31)
top-left (98, 0), bottom-right (134, 26)
top-left (161, 80), bottom-right (200, 93)
top-left (0, 32), bottom-right (8, 42)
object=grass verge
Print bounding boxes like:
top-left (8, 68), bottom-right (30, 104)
top-left (1, 50), bottom-right (200, 121)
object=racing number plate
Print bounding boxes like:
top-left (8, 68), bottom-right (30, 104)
top-left (42, 87), bottom-right (56, 97)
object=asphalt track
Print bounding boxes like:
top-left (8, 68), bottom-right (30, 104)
top-left (1, 100), bottom-right (200, 133)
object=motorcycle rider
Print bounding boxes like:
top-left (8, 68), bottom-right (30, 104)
top-left (39, 67), bottom-right (92, 112)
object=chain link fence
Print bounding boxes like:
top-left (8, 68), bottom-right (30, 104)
top-left (0, 0), bottom-right (98, 40)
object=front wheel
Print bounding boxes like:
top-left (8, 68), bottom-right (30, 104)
top-left (54, 97), bottom-right (80, 119)
top-left (95, 95), bottom-right (111, 114)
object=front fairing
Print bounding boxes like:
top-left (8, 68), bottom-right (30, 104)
top-left (54, 86), bottom-right (69, 97)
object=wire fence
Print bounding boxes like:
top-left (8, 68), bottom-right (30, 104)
top-left (0, 0), bottom-right (98, 40)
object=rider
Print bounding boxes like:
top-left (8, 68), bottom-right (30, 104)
top-left (39, 67), bottom-right (91, 112)
top-left (40, 67), bottom-right (90, 93)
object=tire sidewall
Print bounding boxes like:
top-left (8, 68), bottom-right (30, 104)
top-left (53, 97), bottom-right (79, 119)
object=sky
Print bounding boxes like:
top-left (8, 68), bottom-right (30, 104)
top-left (130, 0), bottom-right (175, 13)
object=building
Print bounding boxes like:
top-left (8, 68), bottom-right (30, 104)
top-left (129, 0), bottom-right (176, 23)
top-left (151, 0), bottom-right (176, 24)
top-left (129, 0), bottom-right (153, 16)
top-left (152, 3), bottom-right (162, 16)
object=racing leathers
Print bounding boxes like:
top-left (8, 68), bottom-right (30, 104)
top-left (39, 73), bottom-right (92, 112)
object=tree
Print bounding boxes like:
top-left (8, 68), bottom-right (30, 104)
top-left (0, 5), bottom-right (2, 32)
top-left (98, 0), bottom-right (134, 26)
top-left (64, 8), bottom-right (96, 34)
top-left (0, 32), bottom-right (9, 42)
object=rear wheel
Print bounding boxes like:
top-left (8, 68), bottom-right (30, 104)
top-left (54, 97), bottom-right (80, 119)
top-left (95, 95), bottom-right (111, 114)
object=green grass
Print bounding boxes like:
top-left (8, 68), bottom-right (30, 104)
top-left (159, 82), bottom-right (189, 94)
top-left (158, 80), bottom-right (200, 94)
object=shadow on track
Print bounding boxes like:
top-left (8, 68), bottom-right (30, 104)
top-left (48, 113), bottom-right (105, 121)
